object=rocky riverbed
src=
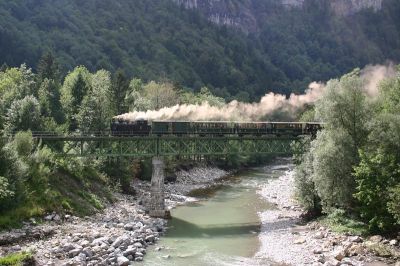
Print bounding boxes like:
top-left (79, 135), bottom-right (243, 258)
top-left (256, 160), bottom-right (400, 266)
top-left (1, 162), bottom-right (399, 266)
top-left (0, 166), bottom-right (228, 266)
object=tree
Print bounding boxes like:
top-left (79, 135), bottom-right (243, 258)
top-left (76, 70), bottom-right (113, 133)
top-left (294, 70), bottom-right (370, 213)
top-left (112, 69), bottom-right (129, 115)
top-left (37, 52), bottom-right (60, 82)
top-left (141, 81), bottom-right (179, 110)
top-left (311, 130), bottom-right (358, 211)
top-left (353, 71), bottom-right (400, 232)
top-left (316, 70), bottom-right (369, 151)
top-left (0, 137), bottom-right (28, 210)
top-left (38, 78), bottom-right (64, 124)
top-left (60, 66), bottom-right (91, 130)
top-left (0, 65), bottom-right (36, 112)
top-left (5, 96), bottom-right (41, 134)
top-left (125, 78), bottom-right (144, 111)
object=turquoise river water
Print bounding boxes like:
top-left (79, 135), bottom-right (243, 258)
top-left (141, 164), bottom-right (289, 266)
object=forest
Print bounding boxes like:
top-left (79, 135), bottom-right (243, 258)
top-left (0, 52), bottom-right (399, 234)
top-left (294, 66), bottom-right (400, 234)
top-left (0, 54), bottom-right (271, 229)
top-left (1, 0), bottom-right (400, 100)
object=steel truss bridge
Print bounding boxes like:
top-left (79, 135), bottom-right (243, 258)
top-left (37, 135), bottom-right (298, 157)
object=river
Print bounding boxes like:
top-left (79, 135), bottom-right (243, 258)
top-left (142, 161), bottom-right (292, 266)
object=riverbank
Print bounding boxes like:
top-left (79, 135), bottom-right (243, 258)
top-left (0, 166), bottom-right (229, 265)
top-left (256, 159), bottom-right (400, 266)
top-left (1, 161), bottom-right (399, 266)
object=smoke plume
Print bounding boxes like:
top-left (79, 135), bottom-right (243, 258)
top-left (116, 64), bottom-right (396, 122)
top-left (361, 64), bottom-right (397, 97)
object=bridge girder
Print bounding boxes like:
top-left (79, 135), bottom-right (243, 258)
top-left (41, 136), bottom-right (297, 157)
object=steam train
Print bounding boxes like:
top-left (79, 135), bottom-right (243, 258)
top-left (110, 118), bottom-right (322, 137)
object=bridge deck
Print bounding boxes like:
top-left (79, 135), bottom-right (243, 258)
top-left (36, 135), bottom-right (299, 157)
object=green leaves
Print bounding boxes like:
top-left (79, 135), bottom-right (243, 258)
top-left (4, 96), bottom-right (41, 134)
top-left (295, 66), bottom-right (400, 233)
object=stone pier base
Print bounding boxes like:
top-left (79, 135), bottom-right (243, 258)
top-left (147, 157), bottom-right (171, 219)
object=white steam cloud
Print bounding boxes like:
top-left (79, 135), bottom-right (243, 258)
top-left (116, 64), bottom-right (396, 122)
top-left (361, 63), bottom-right (397, 97)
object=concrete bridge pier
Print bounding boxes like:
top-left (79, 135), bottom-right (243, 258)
top-left (148, 157), bottom-right (171, 219)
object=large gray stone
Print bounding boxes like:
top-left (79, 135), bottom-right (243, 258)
top-left (117, 256), bottom-right (130, 266)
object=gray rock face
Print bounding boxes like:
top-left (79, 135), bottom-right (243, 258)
top-left (172, 0), bottom-right (383, 33)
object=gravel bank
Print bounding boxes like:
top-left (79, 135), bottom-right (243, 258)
top-left (0, 166), bottom-right (229, 265)
top-left (255, 160), bottom-right (400, 266)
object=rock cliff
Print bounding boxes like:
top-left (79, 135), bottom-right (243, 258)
top-left (172, 0), bottom-right (383, 32)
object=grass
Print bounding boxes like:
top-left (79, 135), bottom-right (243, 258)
top-left (0, 252), bottom-right (34, 266)
top-left (318, 209), bottom-right (369, 236)
top-left (0, 168), bottom-right (114, 230)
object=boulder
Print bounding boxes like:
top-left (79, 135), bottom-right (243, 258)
top-left (145, 235), bottom-right (155, 243)
top-left (369, 235), bottom-right (383, 243)
top-left (122, 247), bottom-right (136, 257)
top-left (133, 242), bottom-right (143, 248)
top-left (294, 237), bottom-right (306, 244)
top-left (135, 252), bottom-right (144, 257)
top-left (315, 232), bottom-right (325, 239)
top-left (323, 258), bottom-right (340, 266)
top-left (111, 236), bottom-right (126, 248)
top-left (68, 248), bottom-right (83, 258)
top-left (332, 248), bottom-right (346, 261)
top-left (346, 244), bottom-right (364, 256)
top-left (63, 243), bottom-right (76, 252)
top-left (365, 241), bottom-right (393, 257)
top-left (348, 236), bottom-right (362, 243)
top-left (117, 256), bottom-right (129, 266)
top-left (123, 223), bottom-right (134, 231)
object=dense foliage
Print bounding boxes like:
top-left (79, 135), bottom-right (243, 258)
top-left (294, 66), bottom-right (400, 233)
top-left (1, 0), bottom-right (400, 100)
top-left (0, 55), bottom-right (271, 228)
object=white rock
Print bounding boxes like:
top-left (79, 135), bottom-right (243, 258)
top-left (333, 248), bottom-right (346, 261)
top-left (294, 237), bottom-right (306, 244)
top-left (111, 236), bottom-right (125, 248)
top-left (135, 252), bottom-right (144, 257)
top-left (313, 248), bottom-right (323, 254)
top-left (68, 248), bottom-right (83, 258)
top-left (133, 242), bottom-right (143, 248)
top-left (315, 232), bottom-right (325, 239)
top-left (369, 235), bottom-right (383, 242)
top-left (117, 256), bottom-right (129, 266)
top-left (349, 236), bottom-right (362, 243)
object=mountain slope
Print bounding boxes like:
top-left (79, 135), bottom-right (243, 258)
top-left (0, 0), bottom-right (399, 100)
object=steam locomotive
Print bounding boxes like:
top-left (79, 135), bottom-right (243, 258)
top-left (110, 118), bottom-right (322, 137)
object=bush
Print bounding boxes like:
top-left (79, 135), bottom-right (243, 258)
top-left (0, 251), bottom-right (34, 266)
top-left (4, 96), bottom-right (41, 134)
top-left (388, 184), bottom-right (400, 225)
top-left (354, 150), bottom-right (400, 232)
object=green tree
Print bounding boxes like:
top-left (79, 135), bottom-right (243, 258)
top-left (4, 96), bottom-right (41, 134)
top-left (76, 70), bottom-right (113, 133)
top-left (38, 79), bottom-right (64, 124)
top-left (37, 52), bottom-right (60, 82)
top-left (60, 66), bottom-right (91, 130)
top-left (0, 137), bottom-right (28, 210)
top-left (354, 149), bottom-right (400, 232)
top-left (353, 71), bottom-right (400, 232)
top-left (112, 69), bottom-right (129, 115)
top-left (0, 65), bottom-right (36, 111)
top-left (125, 78), bottom-right (144, 112)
